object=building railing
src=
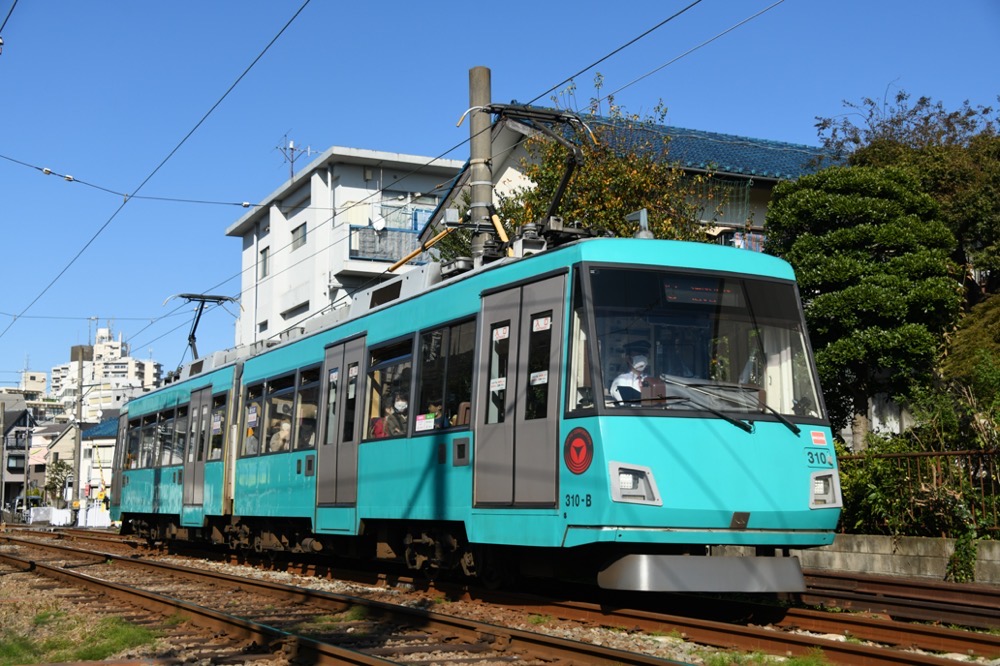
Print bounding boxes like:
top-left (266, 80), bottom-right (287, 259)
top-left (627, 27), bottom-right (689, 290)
top-left (2, 436), bottom-right (28, 450)
top-left (348, 226), bottom-right (433, 264)
top-left (838, 450), bottom-right (1000, 533)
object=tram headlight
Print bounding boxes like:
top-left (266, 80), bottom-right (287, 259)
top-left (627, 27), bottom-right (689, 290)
top-left (809, 471), bottom-right (842, 509)
top-left (609, 462), bottom-right (662, 506)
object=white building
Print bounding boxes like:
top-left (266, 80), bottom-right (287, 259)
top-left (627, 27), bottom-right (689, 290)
top-left (50, 327), bottom-right (162, 422)
top-left (225, 147), bottom-right (464, 348)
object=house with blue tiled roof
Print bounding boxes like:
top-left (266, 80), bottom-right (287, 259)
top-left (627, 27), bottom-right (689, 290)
top-left (422, 107), bottom-right (839, 252)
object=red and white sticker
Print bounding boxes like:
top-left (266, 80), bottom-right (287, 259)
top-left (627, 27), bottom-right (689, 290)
top-left (810, 430), bottom-right (828, 446)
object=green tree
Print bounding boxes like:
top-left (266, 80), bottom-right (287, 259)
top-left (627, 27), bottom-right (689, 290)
top-left (765, 166), bottom-right (962, 439)
top-left (495, 88), bottom-right (718, 240)
top-left (44, 459), bottom-right (72, 508)
top-left (816, 92), bottom-right (1000, 301)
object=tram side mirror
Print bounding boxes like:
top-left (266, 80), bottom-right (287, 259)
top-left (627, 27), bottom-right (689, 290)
top-left (576, 387), bottom-right (594, 408)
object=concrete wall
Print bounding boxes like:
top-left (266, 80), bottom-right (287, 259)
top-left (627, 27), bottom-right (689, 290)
top-left (791, 534), bottom-right (1000, 584)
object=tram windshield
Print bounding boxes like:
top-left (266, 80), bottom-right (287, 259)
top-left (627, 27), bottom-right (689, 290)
top-left (574, 266), bottom-right (823, 420)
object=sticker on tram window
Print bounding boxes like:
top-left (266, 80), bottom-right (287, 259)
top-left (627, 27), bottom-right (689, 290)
top-left (533, 316), bottom-right (552, 332)
top-left (810, 431), bottom-right (828, 446)
top-left (248, 405), bottom-right (259, 427)
top-left (529, 370), bottom-right (548, 386)
top-left (329, 369), bottom-right (339, 383)
top-left (211, 413), bottom-right (222, 434)
top-left (490, 377), bottom-right (507, 392)
top-left (493, 326), bottom-right (510, 341)
top-left (804, 448), bottom-right (834, 468)
top-left (349, 366), bottom-right (359, 378)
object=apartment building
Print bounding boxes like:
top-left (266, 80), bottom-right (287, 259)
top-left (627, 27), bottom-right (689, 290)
top-left (50, 327), bottom-right (162, 422)
top-left (226, 147), bottom-right (464, 348)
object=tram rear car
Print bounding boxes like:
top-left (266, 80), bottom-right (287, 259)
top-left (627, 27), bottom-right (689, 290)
top-left (112, 237), bottom-right (841, 592)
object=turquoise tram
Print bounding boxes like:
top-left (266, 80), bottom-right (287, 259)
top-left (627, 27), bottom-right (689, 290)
top-left (111, 234), bottom-right (841, 592)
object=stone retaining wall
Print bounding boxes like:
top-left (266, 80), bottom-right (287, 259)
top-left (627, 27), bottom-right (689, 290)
top-left (791, 534), bottom-right (1000, 584)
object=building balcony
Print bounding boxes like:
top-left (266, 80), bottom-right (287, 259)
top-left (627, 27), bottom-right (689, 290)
top-left (348, 226), bottom-right (433, 265)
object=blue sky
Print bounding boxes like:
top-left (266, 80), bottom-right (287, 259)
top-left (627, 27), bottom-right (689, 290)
top-left (1, 0), bottom-right (997, 387)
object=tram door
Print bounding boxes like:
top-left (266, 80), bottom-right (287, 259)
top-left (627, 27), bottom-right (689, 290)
top-left (183, 387), bottom-right (211, 507)
top-left (475, 274), bottom-right (565, 507)
top-left (110, 415), bottom-right (127, 508)
top-left (317, 336), bottom-right (366, 506)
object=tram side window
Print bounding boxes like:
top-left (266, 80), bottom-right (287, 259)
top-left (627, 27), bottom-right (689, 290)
top-left (323, 364), bottom-right (358, 446)
top-left (242, 384), bottom-right (264, 457)
top-left (567, 272), bottom-right (595, 413)
top-left (208, 394), bottom-right (226, 460)
top-left (343, 362), bottom-right (359, 442)
top-left (485, 321), bottom-right (511, 425)
top-left (187, 406), bottom-right (200, 464)
top-left (126, 421), bottom-right (141, 469)
top-left (265, 375), bottom-right (295, 453)
top-left (172, 405), bottom-right (188, 466)
top-left (525, 311), bottom-right (553, 420)
top-left (415, 319), bottom-right (475, 432)
top-left (365, 340), bottom-right (413, 440)
top-left (140, 415), bottom-right (158, 468)
top-left (295, 366), bottom-right (320, 449)
top-left (445, 321), bottom-right (475, 427)
top-left (322, 366), bottom-right (339, 448)
top-left (187, 394), bottom-right (209, 463)
top-left (157, 409), bottom-right (176, 466)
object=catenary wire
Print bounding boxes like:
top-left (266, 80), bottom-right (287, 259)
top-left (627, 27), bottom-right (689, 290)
top-left (598, 0), bottom-right (786, 104)
top-left (0, 0), bottom-right (17, 34)
top-left (31, 4), bottom-right (774, 366)
top-left (0, 0), bottom-right (312, 345)
top-left (525, 0), bottom-right (704, 106)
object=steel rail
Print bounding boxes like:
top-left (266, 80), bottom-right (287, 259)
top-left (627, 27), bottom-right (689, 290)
top-left (0, 535), bottom-right (679, 666)
top-left (804, 569), bottom-right (1000, 629)
top-left (0, 549), bottom-right (394, 665)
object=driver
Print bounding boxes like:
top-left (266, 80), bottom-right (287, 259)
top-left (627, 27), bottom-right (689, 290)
top-left (611, 348), bottom-right (650, 404)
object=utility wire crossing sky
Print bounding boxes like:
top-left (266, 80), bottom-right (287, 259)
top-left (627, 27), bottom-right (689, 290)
top-left (0, 0), bottom-right (996, 383)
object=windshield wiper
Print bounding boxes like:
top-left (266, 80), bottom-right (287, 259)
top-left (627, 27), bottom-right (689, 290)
top-left (617, 388), bottom-right (752, 433)
top-left (668, 395), bottom-right (753, 433)
top-left (755, 399), bottom-right (800, 435)
top-left (656, 375), bottom-right (800, 435)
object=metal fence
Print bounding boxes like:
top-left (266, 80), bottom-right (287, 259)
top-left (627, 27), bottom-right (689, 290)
top-left (838, 450), bottom-right (1000, 533)
top-left (348, 226), bottom-right (433, 264)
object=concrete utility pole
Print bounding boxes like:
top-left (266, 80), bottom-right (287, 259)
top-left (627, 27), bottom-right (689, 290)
top-left (468, 66), bottom-right (493, 266)
top-left (0, 406), bottom-right (5, 511)
top-left (71, 345), bottom-right (89, 522)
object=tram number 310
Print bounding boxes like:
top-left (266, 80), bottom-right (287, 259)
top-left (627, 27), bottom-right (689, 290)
top-left (805, 448), bottom-right (834, 468)
top-left (565, 494), bottom-right (592, 508)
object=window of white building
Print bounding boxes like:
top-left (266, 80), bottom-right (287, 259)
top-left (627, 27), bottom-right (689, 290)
top-left (291, 223), bottom-right (307, 250)
top-left (259, 247), bottom-right (270, 278)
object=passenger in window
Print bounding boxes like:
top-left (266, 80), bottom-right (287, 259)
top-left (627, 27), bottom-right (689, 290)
top-left (384, 393), bottom-right (408, 437)
top-left (427, 398), bottom-right (445, 429)
top-left (244, 428), bottom-right (259, 456)
top-left (269, 421), bottom-right (291, 452)
top-left (297, 418), bottom-right (316, 449)
top-left (370, 405), bottom-right (391, 439)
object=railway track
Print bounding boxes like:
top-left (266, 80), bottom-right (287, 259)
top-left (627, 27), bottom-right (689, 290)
top-left (13, 531), bottom-right (1000, 664)
top-left (0, 534), bottom-right (677, 665)
top-left (803, 568), bottom-right (1000, 629)
top-left (14, 528), bottom-right (1000, 664)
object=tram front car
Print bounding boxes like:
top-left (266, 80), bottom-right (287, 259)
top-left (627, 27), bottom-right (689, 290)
top-left (561, 245), bottom-right (841, 593)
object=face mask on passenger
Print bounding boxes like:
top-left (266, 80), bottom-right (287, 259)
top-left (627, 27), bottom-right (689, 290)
top-left (631, 355), bottom-right (648, 372)
top-left (395, 401), bottom-right (408, 412)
